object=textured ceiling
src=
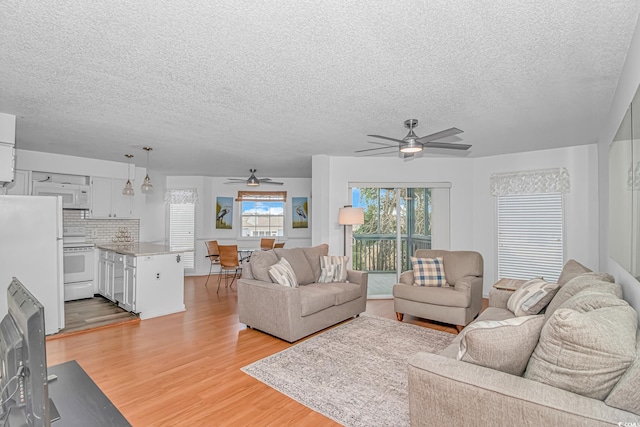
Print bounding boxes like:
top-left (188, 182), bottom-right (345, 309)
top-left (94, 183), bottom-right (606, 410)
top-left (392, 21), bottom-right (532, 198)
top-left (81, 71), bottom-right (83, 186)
top-left (1, 1), bottom-right (639, 178)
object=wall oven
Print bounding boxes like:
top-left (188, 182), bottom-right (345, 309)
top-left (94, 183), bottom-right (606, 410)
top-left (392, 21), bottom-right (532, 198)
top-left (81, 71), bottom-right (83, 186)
top-left (63, 227), bottom-right (95, 301)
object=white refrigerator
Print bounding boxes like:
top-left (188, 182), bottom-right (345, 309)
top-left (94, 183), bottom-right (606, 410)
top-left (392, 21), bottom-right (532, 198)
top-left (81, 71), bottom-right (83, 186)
top-left (0, 195), bottom-right (64, 334)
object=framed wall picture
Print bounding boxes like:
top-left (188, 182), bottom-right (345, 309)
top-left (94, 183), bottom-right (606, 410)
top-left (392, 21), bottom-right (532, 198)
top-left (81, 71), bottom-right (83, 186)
top-left (216, 197), bottom-right (233, 229)
top-left (292, 197), bottom-right (308, 228)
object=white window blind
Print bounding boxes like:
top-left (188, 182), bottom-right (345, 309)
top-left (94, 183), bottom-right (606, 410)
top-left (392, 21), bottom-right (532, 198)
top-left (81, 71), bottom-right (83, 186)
top-left (169, 203), bottom-right (195, 269)
top-left (497, 193), bottom-right (564, 283)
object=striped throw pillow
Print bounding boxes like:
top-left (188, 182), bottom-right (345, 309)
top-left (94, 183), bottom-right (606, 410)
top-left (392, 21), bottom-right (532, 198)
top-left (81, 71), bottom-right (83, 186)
top-left (507, 278), bottom-right (559, 316)
top-left (268, 257), bottom-right (298, 287)
top-left (318, 256), bottom-right (349, 283)
top-left (411, 256), bottom-right (447, 287)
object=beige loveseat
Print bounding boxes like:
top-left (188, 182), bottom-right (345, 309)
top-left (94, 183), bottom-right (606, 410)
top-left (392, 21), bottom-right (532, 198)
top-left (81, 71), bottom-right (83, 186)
top-left (408, 260), bottom-right (640, 426)
top-left (237, 244), bottom-right (368, 342)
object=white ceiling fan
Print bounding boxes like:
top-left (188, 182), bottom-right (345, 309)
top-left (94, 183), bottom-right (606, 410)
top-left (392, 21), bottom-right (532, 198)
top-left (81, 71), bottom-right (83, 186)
top-left (356, 119), bottom-right (470, 159)
top-left (224, 169), bottom-right (283, 186)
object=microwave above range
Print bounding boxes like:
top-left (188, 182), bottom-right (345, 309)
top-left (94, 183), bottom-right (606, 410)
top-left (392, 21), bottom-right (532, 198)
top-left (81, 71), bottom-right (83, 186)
top-left (32, 182), bottom-right (90, 209)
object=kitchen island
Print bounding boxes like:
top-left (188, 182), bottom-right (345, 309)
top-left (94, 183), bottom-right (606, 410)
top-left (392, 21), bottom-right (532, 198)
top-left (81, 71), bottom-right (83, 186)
top-left (96, 243), bottom-right (186, 320)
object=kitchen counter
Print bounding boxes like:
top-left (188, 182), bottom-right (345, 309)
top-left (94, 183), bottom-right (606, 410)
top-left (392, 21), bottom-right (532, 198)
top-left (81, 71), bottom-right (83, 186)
top-left (96, 243), bottom-right (186, 256)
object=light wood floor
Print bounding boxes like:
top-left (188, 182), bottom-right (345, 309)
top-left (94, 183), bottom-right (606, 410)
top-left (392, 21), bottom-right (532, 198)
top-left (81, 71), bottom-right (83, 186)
top-left (45, 276), bottom-right (479, 426)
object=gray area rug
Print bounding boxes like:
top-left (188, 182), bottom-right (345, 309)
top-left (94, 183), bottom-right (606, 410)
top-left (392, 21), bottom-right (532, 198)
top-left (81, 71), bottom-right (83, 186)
top-left (241, 315), bottom-right (455, 427)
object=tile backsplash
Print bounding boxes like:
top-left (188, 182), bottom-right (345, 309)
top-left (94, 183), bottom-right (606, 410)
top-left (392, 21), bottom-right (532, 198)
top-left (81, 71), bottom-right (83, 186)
top-left (63, 210), bottom-right (140, 244)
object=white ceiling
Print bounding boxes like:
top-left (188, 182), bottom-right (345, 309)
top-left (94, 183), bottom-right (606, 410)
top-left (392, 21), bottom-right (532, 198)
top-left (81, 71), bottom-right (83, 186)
top-left (1, 1), bottom-right (639, 178)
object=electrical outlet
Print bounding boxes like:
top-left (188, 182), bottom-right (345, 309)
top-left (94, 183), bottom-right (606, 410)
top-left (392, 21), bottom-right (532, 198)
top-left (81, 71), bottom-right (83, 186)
top-left (90, 229), bottom-right (98, 238)
top-left (156, 273), bottom-right (160, 280)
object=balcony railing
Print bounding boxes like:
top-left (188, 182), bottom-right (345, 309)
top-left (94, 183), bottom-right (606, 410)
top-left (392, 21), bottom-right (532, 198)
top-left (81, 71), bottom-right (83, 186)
top-left (352, 234), bottom-right (431, 272)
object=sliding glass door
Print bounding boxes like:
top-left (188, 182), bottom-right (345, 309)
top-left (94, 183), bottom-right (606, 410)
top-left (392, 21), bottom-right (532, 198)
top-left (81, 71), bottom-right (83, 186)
top-left (351, 186), bottom-right (435, 298)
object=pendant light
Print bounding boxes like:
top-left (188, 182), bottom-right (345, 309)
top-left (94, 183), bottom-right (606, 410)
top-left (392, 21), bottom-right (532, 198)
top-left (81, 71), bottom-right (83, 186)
top-left (122, 154), bottom-right (135, 196)
top-left (141, 146), bottom-right (154, 194)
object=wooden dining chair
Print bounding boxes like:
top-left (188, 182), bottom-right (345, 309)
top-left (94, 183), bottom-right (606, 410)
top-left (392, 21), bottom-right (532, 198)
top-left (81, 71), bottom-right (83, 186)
top-left (217, 244), bottom-right (242, 293)
top-left (273, 242), bottom-right (285, 248)
top-left (260, 238), bottom-right (276, 250)
top-left (204, 240), bottom-right (220, 287)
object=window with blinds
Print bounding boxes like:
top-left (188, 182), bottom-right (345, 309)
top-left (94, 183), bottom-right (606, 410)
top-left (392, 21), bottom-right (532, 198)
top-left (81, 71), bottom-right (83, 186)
top-left (497, 193), bottom-right (564, 283)
top-left (169, 203), bottom-right (195, 269)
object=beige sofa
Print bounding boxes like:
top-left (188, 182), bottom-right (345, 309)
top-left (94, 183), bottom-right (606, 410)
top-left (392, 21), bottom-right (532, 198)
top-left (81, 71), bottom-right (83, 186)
top-left (237, 244), bottom-right (368, 342)
top-left (393, 249), bottom-right (483, 330)
top-left (408, 260), bottom-right (640, 426)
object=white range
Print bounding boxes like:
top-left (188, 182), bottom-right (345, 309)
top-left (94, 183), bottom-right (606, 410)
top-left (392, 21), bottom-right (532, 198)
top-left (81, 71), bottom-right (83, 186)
top-left (63, 226), bottom-right (95, 301)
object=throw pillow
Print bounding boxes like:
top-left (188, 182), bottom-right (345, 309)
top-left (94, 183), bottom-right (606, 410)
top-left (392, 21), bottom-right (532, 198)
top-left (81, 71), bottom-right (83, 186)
top-left (507, 278), bottom-right (559, 316)
top-left (411, 256), bottom-right (447, 287)
top-left (248, 250), bottom-right (279, 283)
top-left (301, 244), bottom-right (329, 281)
top-left (318, 255), bottom-right (349, 283)
top-left (544, 273), bottom-right (619, 321)
top-left (457, 315), bottom-right (545, 376)
top-left (273, 248), bottom-right (316, 285)
top-left (557, 259), bottom-right (592, 286)
top-left (524, 303), bottom-right (638, 400)
top-left (268, 257), bottom-right (298, 288)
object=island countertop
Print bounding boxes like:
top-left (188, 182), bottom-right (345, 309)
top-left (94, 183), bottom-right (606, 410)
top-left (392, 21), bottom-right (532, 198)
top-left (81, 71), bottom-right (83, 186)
top-left (96, 243), bottom-right (188, 256)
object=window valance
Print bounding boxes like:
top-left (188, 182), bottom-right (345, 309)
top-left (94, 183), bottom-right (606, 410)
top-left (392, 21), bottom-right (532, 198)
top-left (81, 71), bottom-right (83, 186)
top-left (165, 188), bottom-right (199, 204)
top-left (236, 191), bottom-right (287, 202)
top-left (490, 168), bottom-right (570, 196)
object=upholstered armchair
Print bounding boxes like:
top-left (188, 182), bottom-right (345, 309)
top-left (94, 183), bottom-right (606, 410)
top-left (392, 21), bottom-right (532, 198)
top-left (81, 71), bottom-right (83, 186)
top-left (393, 249), bottom-right (483, 331)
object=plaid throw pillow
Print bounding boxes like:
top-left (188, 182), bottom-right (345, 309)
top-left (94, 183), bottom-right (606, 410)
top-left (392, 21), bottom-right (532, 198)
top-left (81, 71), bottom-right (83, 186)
top-left (411, 256), bottom-right (448, 287)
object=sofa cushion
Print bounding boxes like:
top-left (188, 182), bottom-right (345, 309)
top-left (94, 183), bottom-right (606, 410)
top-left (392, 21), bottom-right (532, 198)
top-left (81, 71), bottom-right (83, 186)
top-left (525, 294), bottom-right (638, 400)
top-left (605, 332), bottom-right (640, 415)
top-left (557, 259), bottom-right (592, 286)
top-left (318, 255), bottom-right (349, 283)
top-left (249, 250), bottom-right (279, 282)
top-left (318, 282), bottom-right (361, 305)
top-left (268, 257), bottom-right (298, 288)
top-left (411, 256), bottom-right (447, 287)
top-left (545, 273), bottom-right (619, 321)
top-left (301, 244), bottom-right (329, 281)
top-left (298, 283), bottom-right (341, 316)
top-left (274, 248), bottom-right (316, 285)
top-left (457, 315), bottom-right (545, 376)
top-left (507, 278), bottom-right (559, 316)
top-left (393, 285), bottom-right (469, 308)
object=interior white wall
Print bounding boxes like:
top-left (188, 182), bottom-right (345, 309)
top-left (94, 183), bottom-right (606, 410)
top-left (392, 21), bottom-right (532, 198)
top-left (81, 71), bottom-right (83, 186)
top-left (598, 12), bottom-right (640, 315)
top-left (473, 145), bottom-right (599, 295)
top-left (167, 176), bottom-right (312, 276)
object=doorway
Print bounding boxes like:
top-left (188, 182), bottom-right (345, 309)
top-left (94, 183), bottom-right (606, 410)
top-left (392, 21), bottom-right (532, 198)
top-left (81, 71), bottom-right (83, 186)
top-left (351, 185), bottom-right (449, 298)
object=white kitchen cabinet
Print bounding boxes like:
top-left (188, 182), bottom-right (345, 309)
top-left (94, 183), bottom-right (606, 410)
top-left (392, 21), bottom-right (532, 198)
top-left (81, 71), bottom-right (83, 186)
top-left (5, 169), bottom-right (30, 195)
top-left (120, 256), bottom-right (136, 312)
top-left (96, 245), bottom-right (185, 319)
top-left (90, 177), bottom-right (133, 218)
top-left (97, 250), bottom-right (115, 301)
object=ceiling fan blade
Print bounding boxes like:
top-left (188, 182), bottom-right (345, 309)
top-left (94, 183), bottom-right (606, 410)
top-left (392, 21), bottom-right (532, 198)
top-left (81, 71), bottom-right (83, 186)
top-left (260, 181), bottom-right (284, 185)
top-left (367, 134), bottom-right (405, 144)
top-left (355, 146), bottom-right (398, 153)
top-left (367, 141), bottom-right (397, 147)
top-left (226, 178), bottom-right (246, 181)
top-left (416, 127), bottom-right (463, 143)
top-left (258, 178), bottom-right (272, 181)
top-left (422, 141), bottom-right (471, 150)
top-left (403, 152), bottom-right (415, 159)
top-left (224, 181), bottom-right (246, 185)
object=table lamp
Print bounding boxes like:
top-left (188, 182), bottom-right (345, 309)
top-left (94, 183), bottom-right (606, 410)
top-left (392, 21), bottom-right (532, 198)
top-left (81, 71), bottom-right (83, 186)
top-left (338, 205), bottom-right (364, 256)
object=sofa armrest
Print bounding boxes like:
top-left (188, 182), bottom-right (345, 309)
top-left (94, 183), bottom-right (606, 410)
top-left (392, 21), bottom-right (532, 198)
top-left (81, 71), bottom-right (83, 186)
top-left (347, 270), bottom-right (369, 300)
top-left (453, 276), bottom-right (481, 295)
top-left (408, 352), bottom-right (637, 426)
top-left (488, 288), bottom-right (513, 309)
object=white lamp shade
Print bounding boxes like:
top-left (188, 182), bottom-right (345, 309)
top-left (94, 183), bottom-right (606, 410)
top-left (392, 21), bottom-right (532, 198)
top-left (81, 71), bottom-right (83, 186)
top-left (338, 207), bottom-right (364, 225)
